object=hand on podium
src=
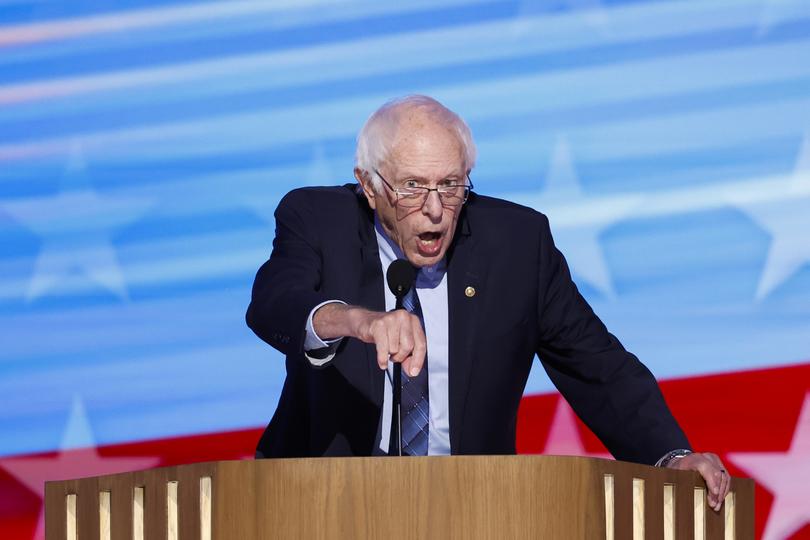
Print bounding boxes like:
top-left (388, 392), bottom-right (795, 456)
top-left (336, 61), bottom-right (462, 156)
top-left (666, 451), bottom-right (730, 512)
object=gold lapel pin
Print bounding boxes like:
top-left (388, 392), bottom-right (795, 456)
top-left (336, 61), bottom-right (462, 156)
top-left (464, 286), bottom-right (476, 298)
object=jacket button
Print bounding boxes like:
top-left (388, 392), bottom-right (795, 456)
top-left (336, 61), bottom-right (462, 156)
top-left (465, 286), bottom-right (476, 298)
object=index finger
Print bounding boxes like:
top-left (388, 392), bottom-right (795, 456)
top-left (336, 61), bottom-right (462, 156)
top-left (372, 325), bottom-right (390, 370)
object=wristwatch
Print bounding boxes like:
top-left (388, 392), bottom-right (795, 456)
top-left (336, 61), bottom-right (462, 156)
top-left (656, 449), bottom-right (693, 468)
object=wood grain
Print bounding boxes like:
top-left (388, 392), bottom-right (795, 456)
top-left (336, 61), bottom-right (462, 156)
top-left (675, 473), bottom-right (696, 539)
top-left (643, 473), bottom-right (664, 540)
top-left (705, 487), bottom-right (725, 539)
top-left (44, 456), bottom-right (755, 540)
top-left (732, 477), bottom-right (755, 540)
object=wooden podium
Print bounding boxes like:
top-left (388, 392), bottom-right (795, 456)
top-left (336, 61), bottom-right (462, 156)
top-left (45, 456), bottom-right (753, 539)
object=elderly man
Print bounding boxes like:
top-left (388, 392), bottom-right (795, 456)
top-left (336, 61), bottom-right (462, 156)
top-left (247, 95), bottom-right (730, 510)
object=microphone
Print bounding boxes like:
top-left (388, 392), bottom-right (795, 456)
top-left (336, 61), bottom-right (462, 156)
top-left (386, 259), bottom-right (416, 309)
top-left (386, 259), bottom-right (416, 456)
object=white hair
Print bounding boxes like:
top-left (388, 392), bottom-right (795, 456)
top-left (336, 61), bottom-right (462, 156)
top-left (355, 95), bottom-right (477, 189)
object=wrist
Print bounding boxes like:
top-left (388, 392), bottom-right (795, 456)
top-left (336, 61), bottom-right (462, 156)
top-left (314, 303), bottom-right (375, 340)
top-left (345, 306), bottom-right (375, 340)
top-left (313, 302), bottom-right (351, 340)
top-left (656, 449), bottom-right (693, 468)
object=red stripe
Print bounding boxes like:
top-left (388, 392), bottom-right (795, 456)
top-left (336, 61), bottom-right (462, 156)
top-left (2, 362), bottom-right (809, 539)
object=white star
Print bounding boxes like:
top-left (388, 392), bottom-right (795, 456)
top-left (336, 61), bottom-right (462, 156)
top-left (305, 143), bottom-right (334, 187)
top-left (243, 194), bottom-right (279, 227)
top-left (726, 393), bottom-right (810, 540)
top-left (511, 136), bottom-right (643, 299)
top-left (0, 143), bottom-right (152, 301)
top-left (730, 134), bottom-right (810, 300)
top-left (0, 396), bottom-right (161, 540)
top-left (543, 395), bottom-right (612, 459)
top-left (241, 144), bottom-right (336, 227)
top-left (757, 0), bottom-right (810, 37)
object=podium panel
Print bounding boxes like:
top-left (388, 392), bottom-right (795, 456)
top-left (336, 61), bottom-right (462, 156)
top-left (45, 456), bottom-right (754, 539)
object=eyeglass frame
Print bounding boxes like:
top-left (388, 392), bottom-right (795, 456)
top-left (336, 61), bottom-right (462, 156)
top-left (372, 168), bottom-right (474, 208)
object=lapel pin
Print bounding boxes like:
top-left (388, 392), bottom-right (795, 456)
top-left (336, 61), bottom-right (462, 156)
top-left (465, 286), bottom-right (476, 298)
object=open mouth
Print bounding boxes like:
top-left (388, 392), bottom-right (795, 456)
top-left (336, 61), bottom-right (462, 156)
top-left (416, 231), bottom-right (443, 256)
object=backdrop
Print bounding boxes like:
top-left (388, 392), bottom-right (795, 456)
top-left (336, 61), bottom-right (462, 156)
top-left (1, 1), bottom-right (809, 538)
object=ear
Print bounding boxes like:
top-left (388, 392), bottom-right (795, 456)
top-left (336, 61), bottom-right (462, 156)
top-left (355, 167), bottom-right (377, 210)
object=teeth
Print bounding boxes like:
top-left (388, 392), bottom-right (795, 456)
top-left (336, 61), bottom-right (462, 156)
top-left (418, 232), bottom-right (440, 247)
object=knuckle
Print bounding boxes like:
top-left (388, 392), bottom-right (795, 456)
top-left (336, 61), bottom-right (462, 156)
top-left (372, 321), bottom-right (386, 337)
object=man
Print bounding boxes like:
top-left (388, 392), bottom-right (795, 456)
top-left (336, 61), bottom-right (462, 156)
top-left (247, 95), bottom-right (730, 510)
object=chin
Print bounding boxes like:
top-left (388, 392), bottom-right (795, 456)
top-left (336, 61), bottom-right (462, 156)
top-left (406, 251), bottom-right (444, 268)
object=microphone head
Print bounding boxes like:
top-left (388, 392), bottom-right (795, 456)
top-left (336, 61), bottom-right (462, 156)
top-left (386, 259), bottom-right (416, 299)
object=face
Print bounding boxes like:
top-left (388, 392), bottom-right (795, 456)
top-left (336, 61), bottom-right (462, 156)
top-left (356, 112), bottom-right (467, 268)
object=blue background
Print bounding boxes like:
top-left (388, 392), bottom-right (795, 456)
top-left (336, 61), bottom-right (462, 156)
top-left (1, 0), bottom-right (809, 457)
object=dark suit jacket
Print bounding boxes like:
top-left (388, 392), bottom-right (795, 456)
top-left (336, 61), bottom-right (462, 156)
top-left (246, 184), bottom-right (690, 464)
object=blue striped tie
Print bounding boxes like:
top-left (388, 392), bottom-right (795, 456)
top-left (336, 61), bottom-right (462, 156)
top-left (400, 287), bottom-right (429, 456)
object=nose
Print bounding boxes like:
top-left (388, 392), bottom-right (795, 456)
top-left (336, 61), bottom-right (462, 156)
top-left (421, 189), bottom-right (443, 221)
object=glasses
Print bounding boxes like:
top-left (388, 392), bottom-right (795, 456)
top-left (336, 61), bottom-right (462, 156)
top-left (374, 169), bottom-right (473, 208)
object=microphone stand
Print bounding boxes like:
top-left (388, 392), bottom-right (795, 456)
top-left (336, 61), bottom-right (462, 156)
top-left (386, 259), bottom-right (415, 457)
top-left (391, 293), bottom-right (405, 456)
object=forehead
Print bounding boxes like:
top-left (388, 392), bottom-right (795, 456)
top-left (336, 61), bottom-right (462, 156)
top-left (386, 116), bottom-right (465, 178)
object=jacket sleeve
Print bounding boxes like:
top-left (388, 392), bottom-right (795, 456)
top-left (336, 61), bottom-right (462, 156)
top-left (246, 189), bottom-right (332, 358)
top-left (533, 214), bottom-right (691, 465)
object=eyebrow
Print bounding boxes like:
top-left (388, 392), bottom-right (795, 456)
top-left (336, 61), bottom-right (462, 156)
top-left (398, 173), bottom-right (464, 183)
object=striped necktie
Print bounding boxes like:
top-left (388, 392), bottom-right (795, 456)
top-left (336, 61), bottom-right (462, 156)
top-left (400, 287), bottom-right (429, 456)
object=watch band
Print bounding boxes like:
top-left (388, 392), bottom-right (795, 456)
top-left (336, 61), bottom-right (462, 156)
top-left (656, 448), bottom-right (693, 468)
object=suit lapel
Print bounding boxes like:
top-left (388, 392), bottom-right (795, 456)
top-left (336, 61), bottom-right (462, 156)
top-left (447, 202), bottom-right (486, 452)
top-left (354, 190), bottom-right (386, 409)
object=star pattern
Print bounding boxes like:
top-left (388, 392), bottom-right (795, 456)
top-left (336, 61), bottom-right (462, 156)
top-left (0, 396), bottom-right (161, 540)
top-left (305, 143), bottom-right (334, 187)
top-left (729, 134), bottom-right (810, 300)
top-left (726, 393), bottom-right (810, 540)
top-left (543, 395), bottom-right (612, 459)
top-left (0, 142), bottom-right (153, 301)
top-left (510, 136), bottom-right (643, 299)
top-left (242, 143), bottom-right (336, 227)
